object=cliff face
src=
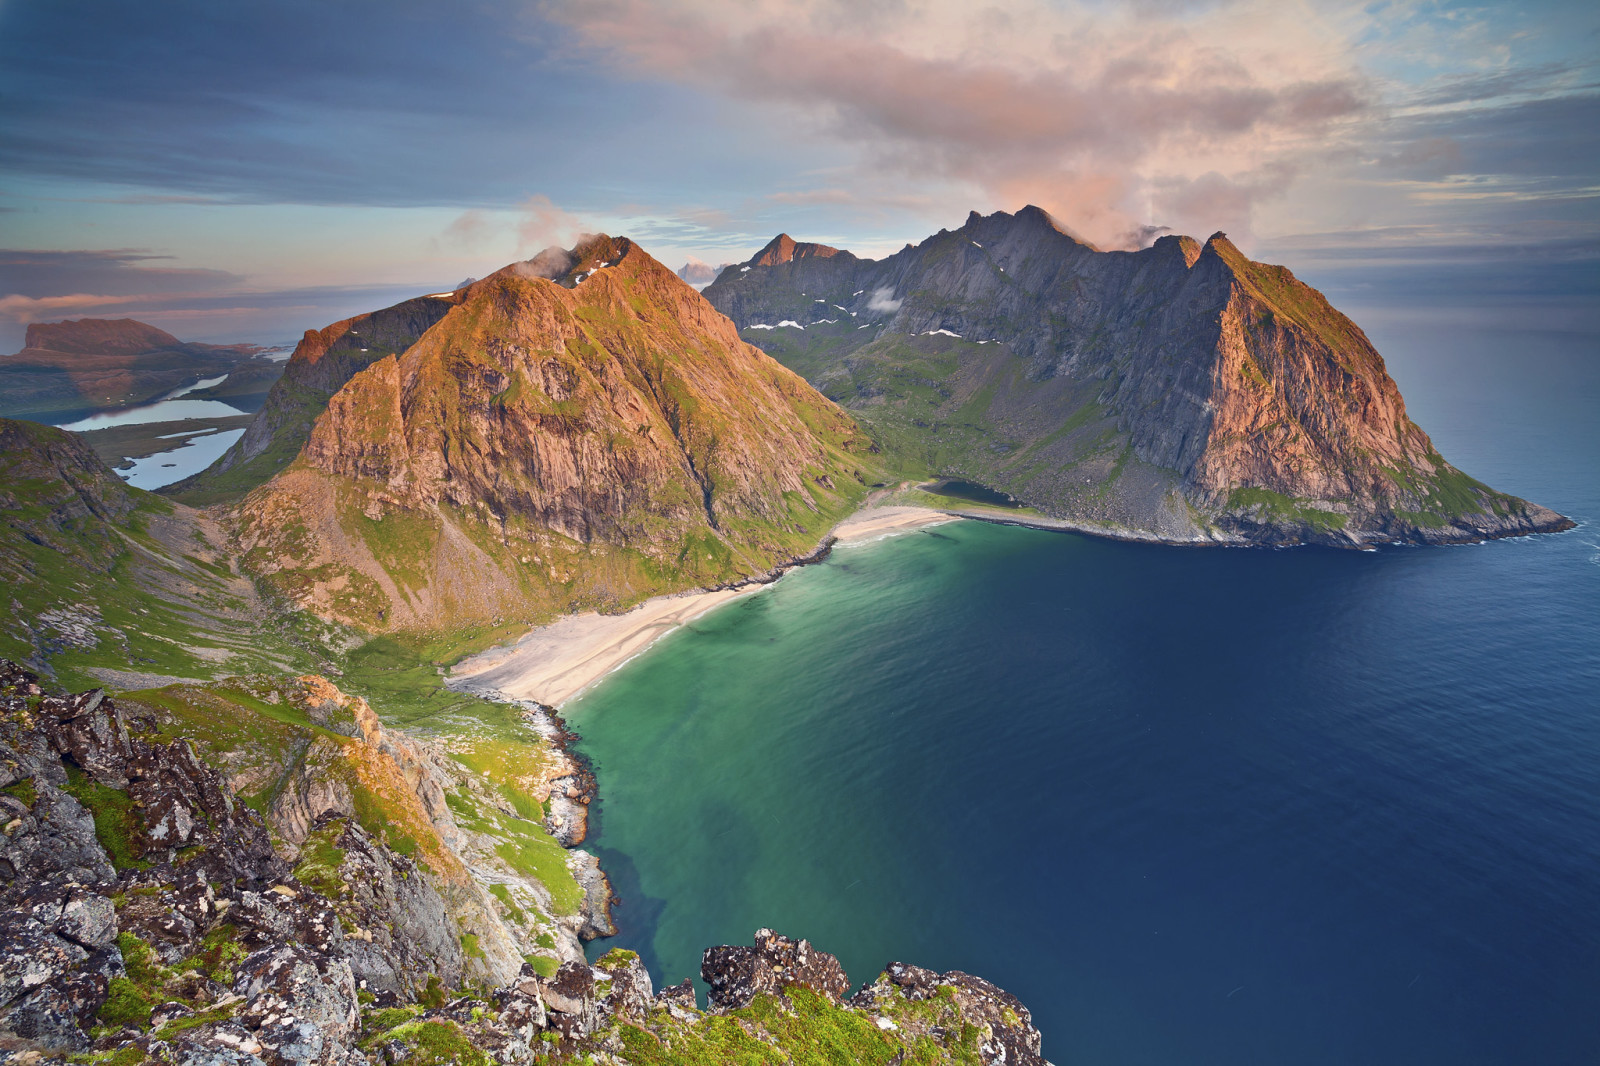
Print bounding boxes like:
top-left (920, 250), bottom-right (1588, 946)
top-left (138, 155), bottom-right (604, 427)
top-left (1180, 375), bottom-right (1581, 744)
top-left (0, 663), bottom-right (1047, 1064)
top-left (234, 236), bottom-right (875, 632)
top-left (703, 206), bottom-right (1570, 546)
top-left (164, 295), bottom-right (462, 505)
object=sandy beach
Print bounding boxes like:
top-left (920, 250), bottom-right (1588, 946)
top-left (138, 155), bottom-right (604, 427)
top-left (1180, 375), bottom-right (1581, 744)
top-left (448, 505), bottom-right (959, 707)
top-left (830, 504), bottom-right (961, 541)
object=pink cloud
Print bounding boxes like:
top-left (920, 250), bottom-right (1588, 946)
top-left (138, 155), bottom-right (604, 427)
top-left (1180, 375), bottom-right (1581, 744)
top-left (546, 0), bottom-right (1371, 247)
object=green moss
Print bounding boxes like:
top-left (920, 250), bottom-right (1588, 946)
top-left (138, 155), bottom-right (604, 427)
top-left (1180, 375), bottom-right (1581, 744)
top-left (0, 776), bottom-right (37, 809)
top-left (460, 932), bottom-right (486, 959)
top-left (488, 883), bottom-right (527, 925)
top-left (527, 954), bottom-right (559, 978)
top-left (596, 947), bottom-right (639, 969)
top-left (97, 976), bottom-right (156, 1030)
top-left (151, 998), bottom-right (242, 1037)
top-left (292, 819), bottom-right (349, 897)
top-left (1227, 487), bottom-right (1349, 534)
top-left (175, 923), bottom-right (248, 985)
top-left (364, 1004), bottom-right (424, 1033)
top-left (365, 1020), bottom-right (493, 1066)
top-left (98, 932), bottom-right (162, 1029)
top-left (347, 779), bottom-right (423, 861)
top-left (419, 973), bottom-right (446, 1009)
top-left (60, 766), bottom-right (149, 871)
top-left (493, 824), bottom-right (584, 916)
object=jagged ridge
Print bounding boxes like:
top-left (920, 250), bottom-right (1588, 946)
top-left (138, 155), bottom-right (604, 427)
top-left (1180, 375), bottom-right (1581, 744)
top-left (705, 206), bottom-right (1571, 546)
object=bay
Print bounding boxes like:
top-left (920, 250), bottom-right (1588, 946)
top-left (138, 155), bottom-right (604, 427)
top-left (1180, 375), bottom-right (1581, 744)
top-left (565, 311), bottom-right (1599, 1065)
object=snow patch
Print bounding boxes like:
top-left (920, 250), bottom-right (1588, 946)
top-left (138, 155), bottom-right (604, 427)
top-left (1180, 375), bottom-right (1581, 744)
top-left (777, 320), bottom-right (804, 329)
top-left (426, 292), bottom-right (455, 298)
top-left (813, 318), bottom-right (837, 324)
top-left (922, 329), bottom-right (962, 338)
top-left (747, 324), bottom-right (775, 330)
top-left (741, 266), bottom-right (751, 272)
top-left (972, 241), bottom-right (983, 248)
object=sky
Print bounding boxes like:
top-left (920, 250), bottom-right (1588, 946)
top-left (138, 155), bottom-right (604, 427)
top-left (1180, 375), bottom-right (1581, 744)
top-left (0, 0), bottom-right (1595, 350)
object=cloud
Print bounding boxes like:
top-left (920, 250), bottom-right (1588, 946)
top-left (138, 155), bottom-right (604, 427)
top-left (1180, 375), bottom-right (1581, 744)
top-left (0, 249), bottom-right (243, 300)
top-left (866, 287), bottom-right (901, 314)
top-left (515, 195), bottom-right (588, 255)
top-left (545, 0), bottom-right (1374, 247)
top-left (435, 210), bottom-right (496, 251)
top-left (0, 293), bottom-right (131, 321)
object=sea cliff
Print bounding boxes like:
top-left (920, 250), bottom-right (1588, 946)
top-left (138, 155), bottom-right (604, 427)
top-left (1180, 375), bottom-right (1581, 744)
top-left (0, 661), bottom-right (1047, 1064)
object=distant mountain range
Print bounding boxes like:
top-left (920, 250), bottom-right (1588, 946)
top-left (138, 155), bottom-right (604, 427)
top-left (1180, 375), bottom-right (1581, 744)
top-left (0, 318), bottom-right (281, 421)
top-left (3, 208), bottom-right (1571, 649)
top-left (676, 257), bottom-right (734, 288)
top-left (703, 206), bottom-right (1571, 546)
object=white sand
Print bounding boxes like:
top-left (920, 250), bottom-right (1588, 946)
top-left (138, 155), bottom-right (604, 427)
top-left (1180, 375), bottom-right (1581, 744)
top-left (448, 506), bottom-right (961, 708)
top-left (831, 505), bottom-right (960, 542)
top-left (448, 585), bottom-right (761, 708)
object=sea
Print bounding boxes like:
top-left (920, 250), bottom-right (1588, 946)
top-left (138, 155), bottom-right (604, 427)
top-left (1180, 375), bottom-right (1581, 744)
top-left (564, 308), bottom-right (1600, 1065)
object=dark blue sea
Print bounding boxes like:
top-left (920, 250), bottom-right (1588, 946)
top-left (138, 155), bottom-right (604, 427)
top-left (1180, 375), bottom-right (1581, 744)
top-left (567, 309), bottom-right (1600, 1065)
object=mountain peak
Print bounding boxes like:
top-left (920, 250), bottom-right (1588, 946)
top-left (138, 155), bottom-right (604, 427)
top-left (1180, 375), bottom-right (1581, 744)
top-left (749, 233), bottom-right (842, 268)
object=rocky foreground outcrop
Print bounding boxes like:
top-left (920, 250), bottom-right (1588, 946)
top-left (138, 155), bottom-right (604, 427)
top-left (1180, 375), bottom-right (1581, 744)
top-left (0, 664), bottom-right (1050, 1064)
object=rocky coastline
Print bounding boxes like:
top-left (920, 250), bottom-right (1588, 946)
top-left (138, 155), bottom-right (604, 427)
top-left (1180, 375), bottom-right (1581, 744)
top-left (0, 661), bottom-right (1049, 1063)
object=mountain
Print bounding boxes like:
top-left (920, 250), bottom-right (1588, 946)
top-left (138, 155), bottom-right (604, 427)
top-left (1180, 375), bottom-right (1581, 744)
top-left (0, 318), bottom-right (277, 421)
top-left (0, 418), bottom-right (325, 690)
top-left (230, 235), bottom-right (877, 634)
top-left (703, 206), bottom-right (1572, 546)
top-left (675, 257), bottom-right (733, 287)
top-left (163, 294), bottom-right (464, 505)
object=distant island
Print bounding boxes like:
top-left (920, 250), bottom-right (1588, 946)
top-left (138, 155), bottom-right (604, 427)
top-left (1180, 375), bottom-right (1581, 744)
top-left (0, 317), bottom-right (283, 423)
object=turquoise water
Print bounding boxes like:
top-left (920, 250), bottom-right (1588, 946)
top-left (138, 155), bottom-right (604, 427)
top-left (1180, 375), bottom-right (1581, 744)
top-left (566, 317), bottom-right (1599, 1065)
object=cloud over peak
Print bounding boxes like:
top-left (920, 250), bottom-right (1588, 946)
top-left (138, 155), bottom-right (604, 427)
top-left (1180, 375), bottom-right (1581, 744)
top-left (548, 0), bottom-right (1372, 246)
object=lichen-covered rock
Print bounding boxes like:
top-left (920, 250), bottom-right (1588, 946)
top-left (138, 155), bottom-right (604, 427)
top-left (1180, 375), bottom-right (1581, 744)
top-left (593, 947), bottom-right (653, 1021)
top-left (702, 927), bottom-right (852, 1009)
top-left (0, 663), bottom-right (1055, 1064)
top-left (851, 960), bottom-right (1047, 1066)
top-left (538, 960), bottom-right (598, 1041)
top-left (234, 943), bottom-right (360, 1064)
top-left (291, 813), bottom-right (468, 998)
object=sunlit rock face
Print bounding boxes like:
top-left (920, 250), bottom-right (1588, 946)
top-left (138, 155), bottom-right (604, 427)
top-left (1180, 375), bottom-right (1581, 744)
top-left (706, 206), bottom-right (1572, 546)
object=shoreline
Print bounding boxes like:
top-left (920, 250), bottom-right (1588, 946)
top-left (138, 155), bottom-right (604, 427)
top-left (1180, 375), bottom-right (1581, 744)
top-left (446, 504), bottom-right (960, 709)
top-left (446, 487), bottom-right (1572, 713)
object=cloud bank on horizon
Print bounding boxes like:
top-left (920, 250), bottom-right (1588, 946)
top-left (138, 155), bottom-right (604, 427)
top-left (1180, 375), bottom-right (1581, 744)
top-left (0, 0), bottom-right (1593, 348)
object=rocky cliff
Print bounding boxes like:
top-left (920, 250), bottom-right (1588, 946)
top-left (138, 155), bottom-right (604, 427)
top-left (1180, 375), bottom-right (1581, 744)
top-left (0, 319), bottom-right (271, 421)
top-left (0, 663), bottom-right (1047, 1064)
top-left (231, 235), bottom-right (877, 633)
top-left (705, 206), bottom-right (1571, 546)
top-left (164, 295), bottom-right (464, 506)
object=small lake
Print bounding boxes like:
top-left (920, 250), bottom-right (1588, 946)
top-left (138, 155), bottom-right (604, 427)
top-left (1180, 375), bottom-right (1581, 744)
top-left (57, 376), bottom-right (242, 431)
top-left (115, 428), bottom-right (247, 490)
